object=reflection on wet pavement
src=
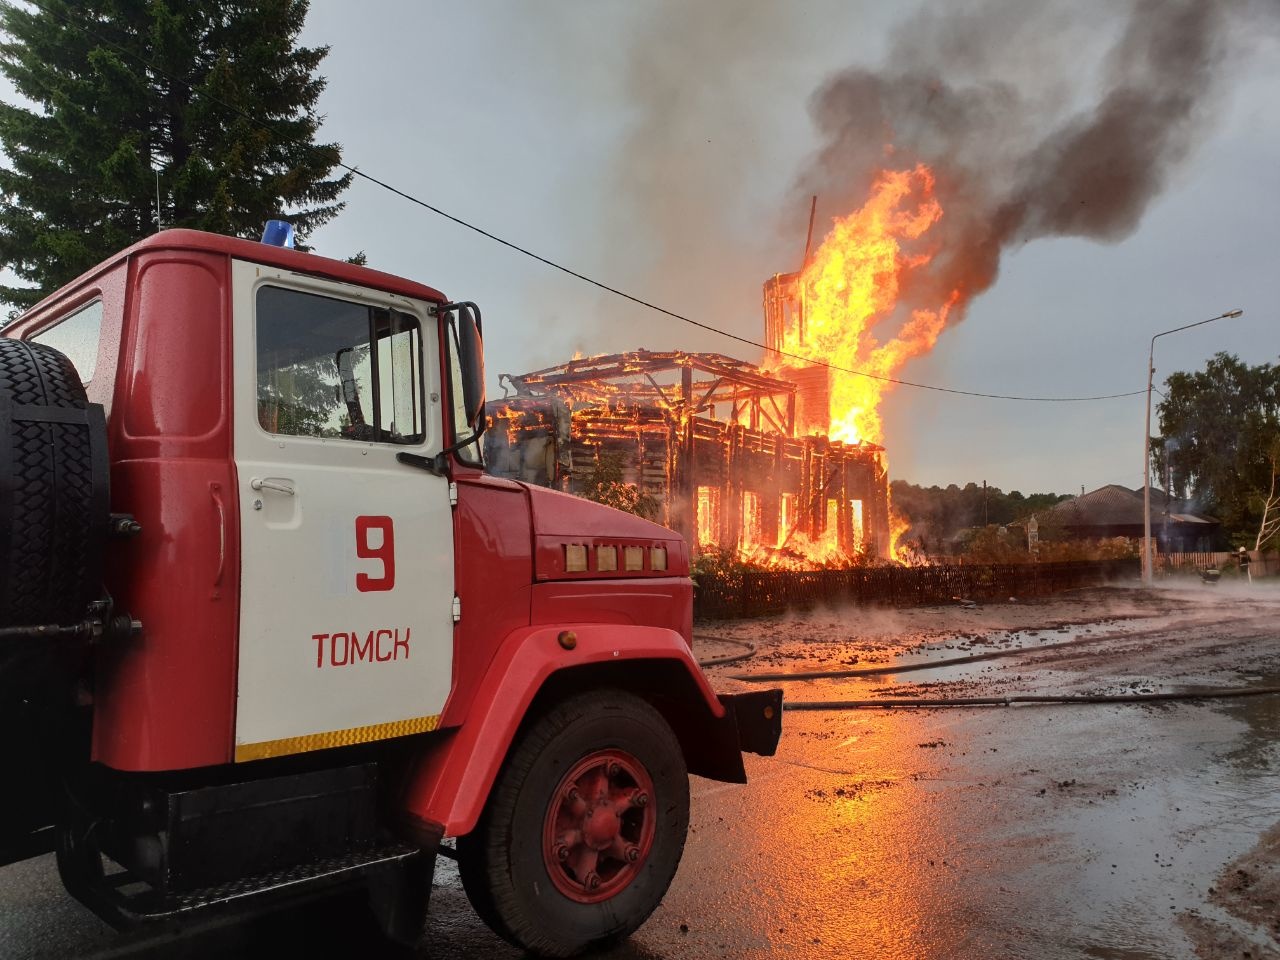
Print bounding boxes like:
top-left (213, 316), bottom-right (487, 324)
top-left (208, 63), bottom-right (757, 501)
top-left (631, 697), bottom-right (1279, 959)
top-left (634, 586), bottom-right (1280, 959)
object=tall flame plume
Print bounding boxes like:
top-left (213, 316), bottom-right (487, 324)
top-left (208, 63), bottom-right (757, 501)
top-left (780, 163), bottom-right (953, 446)
top-left (769, 163), bottom-right (956, 564)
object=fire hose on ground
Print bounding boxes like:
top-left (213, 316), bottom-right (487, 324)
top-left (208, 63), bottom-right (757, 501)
top-left (693, 632), bottom-right (1280, 711)
top-left (692, 635), bottom-right (758, 668)
top-left (781, 687), bottom-right (1280, 710)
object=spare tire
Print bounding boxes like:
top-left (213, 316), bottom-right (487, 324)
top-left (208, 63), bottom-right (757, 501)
top-left (0, 337), bottom-right (110, 627)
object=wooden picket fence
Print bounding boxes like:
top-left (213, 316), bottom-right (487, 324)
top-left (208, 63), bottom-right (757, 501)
top-left (1158, 550), bottom-right (1279, 577)
top-left (693, 558), bottom-right (1140, 620)
top-left (1158, 551), bottom-right (1235, 572)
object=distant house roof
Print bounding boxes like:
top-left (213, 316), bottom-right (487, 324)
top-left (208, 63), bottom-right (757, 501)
top-left (1043, 485), bottom-right (1216, 529)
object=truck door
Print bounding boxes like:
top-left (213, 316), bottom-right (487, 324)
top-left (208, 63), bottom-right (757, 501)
top-left (231, 260), bottom-right (454, 761)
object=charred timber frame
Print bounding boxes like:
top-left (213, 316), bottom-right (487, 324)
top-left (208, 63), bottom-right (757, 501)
top-left (488, 350), bottom-right (889, 560)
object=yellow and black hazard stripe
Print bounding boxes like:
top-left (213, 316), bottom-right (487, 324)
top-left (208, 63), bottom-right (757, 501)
top-left (235, 714), bottom-right (442, 763)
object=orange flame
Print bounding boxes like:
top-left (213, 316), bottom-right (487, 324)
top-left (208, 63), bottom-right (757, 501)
top-left (781, 164), bottom-right (953, 447)
top-left (765, 163), bottom-right (957, 565)
top-left (889, 507), bottom-right (915, 563)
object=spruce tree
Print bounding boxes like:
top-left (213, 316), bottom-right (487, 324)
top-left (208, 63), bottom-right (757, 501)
top-left (0, 0), bottom-right (350, 310)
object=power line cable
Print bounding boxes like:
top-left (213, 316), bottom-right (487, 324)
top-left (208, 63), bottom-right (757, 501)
top-left (334, 165), bottom-right (1147, 402)
top-left (20, 0), bottom-right (1148, 403)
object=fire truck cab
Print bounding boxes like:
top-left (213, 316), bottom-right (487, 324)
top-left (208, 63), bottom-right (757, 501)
top-left (0, 228), bottom-right (781, 956)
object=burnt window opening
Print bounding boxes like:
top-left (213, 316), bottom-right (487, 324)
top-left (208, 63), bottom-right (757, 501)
top-left (779, 493), bottom-right (797, 548)
top-left (742, 491), bottom-right (763, 549)
top-left (697, 486), bottom-right (721, 548)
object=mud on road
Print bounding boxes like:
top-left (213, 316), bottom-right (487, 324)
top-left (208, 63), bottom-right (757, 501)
top-left (2, 582), bottom-right (1277, 960)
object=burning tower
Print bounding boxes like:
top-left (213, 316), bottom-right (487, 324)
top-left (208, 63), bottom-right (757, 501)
top-left (763, 270), bottom-right (828, 438)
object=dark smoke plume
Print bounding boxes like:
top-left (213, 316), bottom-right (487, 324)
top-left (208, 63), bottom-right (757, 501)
top-left (795, 0), bottom-right (1267, 316)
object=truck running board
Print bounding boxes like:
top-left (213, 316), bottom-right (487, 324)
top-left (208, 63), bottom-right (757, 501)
top-left (59, 833), bottom-right (427, 930)
top-left (57, 762), bottom-right (439, 941)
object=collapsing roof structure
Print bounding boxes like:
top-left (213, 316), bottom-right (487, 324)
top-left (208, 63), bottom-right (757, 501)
top-left (486, 349), bottom-right (891, 561)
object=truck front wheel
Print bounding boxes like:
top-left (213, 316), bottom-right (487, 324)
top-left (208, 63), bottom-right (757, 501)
top-left (458, 689), bottom-right (689, 957)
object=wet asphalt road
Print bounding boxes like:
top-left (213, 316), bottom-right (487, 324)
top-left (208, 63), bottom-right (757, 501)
top-left (3, 585), bottom-right (1278, 960)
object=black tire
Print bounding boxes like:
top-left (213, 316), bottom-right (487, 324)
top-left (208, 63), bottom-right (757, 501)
top-left (458, 689), bottom-right (689, 957)
top-left (0, 336), bottom-right (109, 626)
top-left (0, 337), bottom-right (106, 862)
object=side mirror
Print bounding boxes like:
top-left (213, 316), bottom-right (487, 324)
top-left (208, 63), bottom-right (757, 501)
top-left (336, 348), bottom-right (360, 403)
top-left (449, 302), bottom-right (485, 432)
top-left (397, 301), bottom-right (488, 476)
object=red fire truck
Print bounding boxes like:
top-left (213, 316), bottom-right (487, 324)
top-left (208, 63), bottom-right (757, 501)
top-left (0, 226), bottom-right (781, 956)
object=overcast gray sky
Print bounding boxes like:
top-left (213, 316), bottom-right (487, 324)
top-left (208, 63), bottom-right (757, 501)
top-left (12, 1), bottom-right (1277, 495)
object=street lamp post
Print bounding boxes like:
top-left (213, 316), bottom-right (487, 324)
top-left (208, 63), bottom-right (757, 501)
top-left (1142, 309), bottom-right (1244, 585)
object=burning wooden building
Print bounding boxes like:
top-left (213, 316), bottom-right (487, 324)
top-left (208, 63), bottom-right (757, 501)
top-left (484, 349), bottom-right (892, 561)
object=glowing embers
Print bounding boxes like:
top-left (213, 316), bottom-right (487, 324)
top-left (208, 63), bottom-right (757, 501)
top-left (737, 487), bottom-right (871, 569)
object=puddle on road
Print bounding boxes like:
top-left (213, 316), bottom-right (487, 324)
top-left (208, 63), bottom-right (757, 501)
top-left (677, 592), bottom-right (1280, 958)
top-left (1030, 700), bottom-right (1280, 960)
top-left (920, 696), bottom-right (1279, 960)
top-left (673, 667), bottom-right (1280, 958)
top-left (1220, 670), bottom-right (1280, 772)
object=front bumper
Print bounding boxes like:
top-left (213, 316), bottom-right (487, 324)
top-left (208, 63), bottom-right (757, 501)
top-left (684, 688), bottom-right (784, 784)
top-left (719, 688), bottom-right (784, 758)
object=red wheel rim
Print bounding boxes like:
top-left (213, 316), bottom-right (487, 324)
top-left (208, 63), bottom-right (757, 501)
top-left (541, 749), bottom-right (656, 904)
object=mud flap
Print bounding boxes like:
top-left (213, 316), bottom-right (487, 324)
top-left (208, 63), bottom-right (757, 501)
top-left (0, 639), bottom-right (87, 867)
top-left (368, 820), bottom-right (439, 946)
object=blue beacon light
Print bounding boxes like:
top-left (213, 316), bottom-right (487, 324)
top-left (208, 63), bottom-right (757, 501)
top-left (260, 220), bottom-right (296, 248)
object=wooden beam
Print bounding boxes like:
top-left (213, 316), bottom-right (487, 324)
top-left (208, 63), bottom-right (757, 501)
top-left (694, 377), bottom-right (723, 415)
top-left (756, 400), bottom-right (785, 436)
